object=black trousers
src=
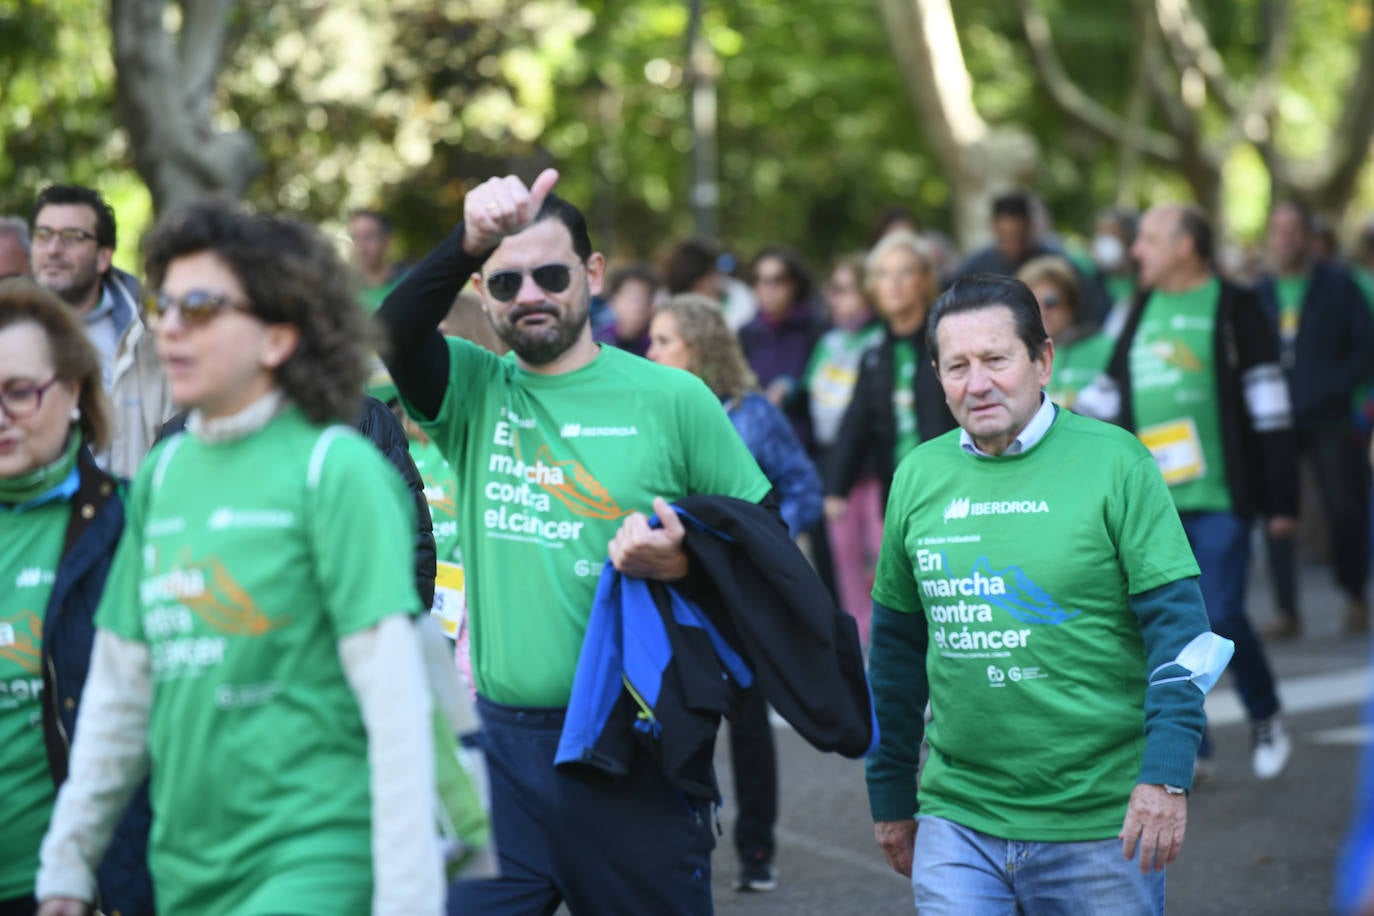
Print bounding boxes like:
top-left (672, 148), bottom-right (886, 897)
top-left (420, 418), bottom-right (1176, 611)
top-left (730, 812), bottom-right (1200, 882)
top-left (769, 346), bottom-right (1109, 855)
top-left (0, 897), bottom-right (36, 916)
top-left (1266, 427), bottom-right (1371, 616)
top-left (727, 686), bottom-right (778, 862)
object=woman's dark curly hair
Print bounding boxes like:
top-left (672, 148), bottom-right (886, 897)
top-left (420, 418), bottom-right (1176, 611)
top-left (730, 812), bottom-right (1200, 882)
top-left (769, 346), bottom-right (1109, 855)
top-left (142, 201), bottom-right (372, 425)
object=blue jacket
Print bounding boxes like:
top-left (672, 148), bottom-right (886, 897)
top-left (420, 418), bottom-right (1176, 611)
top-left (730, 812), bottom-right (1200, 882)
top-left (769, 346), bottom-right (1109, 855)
top-left (725, 392), bottom-right (822, 536)
top-left (555, 496), bottom-right (877, 799)
top-left (41, 447), bottom-right (155, 915)
top-left (1257, 261), bottom-right (1374, 430)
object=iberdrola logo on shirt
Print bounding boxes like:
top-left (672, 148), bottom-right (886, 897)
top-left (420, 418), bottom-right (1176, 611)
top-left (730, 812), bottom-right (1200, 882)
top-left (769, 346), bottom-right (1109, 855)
top-left (943, 496), bottom-right (1050, 523)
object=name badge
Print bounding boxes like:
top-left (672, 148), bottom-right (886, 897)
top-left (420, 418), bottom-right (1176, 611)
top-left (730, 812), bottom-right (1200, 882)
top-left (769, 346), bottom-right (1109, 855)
top-left (431, 561), bottom-right (466, 639)
top-left (1139, 418), bottom-right (1207, 486)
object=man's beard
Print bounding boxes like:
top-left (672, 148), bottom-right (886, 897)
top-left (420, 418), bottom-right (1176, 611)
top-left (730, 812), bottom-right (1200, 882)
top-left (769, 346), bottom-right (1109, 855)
top-left (493, 296), bottom-right (590, 365)
top-left (40, 259), bottom-right (101, 309)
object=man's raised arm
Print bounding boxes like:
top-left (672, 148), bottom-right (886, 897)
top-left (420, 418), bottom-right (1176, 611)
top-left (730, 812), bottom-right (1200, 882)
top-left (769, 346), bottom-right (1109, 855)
top-left (376, 168), bottom-right (560, 419)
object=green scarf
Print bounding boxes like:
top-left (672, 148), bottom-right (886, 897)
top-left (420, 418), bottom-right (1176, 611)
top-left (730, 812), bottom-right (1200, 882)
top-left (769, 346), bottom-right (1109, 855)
top-left (0, 433), bottom-right (80, 507)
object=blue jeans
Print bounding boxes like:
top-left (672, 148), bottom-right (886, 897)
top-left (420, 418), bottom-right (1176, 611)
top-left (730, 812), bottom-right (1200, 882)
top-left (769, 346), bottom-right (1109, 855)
top-left (1179, 511), bottom-right (1280, 725)
top-left (911, 815), bottom-right (1165, 915)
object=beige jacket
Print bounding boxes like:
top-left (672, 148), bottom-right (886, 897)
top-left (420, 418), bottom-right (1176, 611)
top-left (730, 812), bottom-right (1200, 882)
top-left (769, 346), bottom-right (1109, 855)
top-left (101, 271), bottom-right (175, 479)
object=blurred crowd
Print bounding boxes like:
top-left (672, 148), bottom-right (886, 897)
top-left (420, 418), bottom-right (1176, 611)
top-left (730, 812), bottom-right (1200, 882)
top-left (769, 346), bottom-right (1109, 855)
top-left (4, 178), bottom-right (1374, 915)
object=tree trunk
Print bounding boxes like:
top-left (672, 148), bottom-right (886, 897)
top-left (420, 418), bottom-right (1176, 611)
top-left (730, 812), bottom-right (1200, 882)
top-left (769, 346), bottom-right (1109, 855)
top-left (111, 0), bottom-right (260, 215)
top-left (878, 0), bottom-right (1038, 250)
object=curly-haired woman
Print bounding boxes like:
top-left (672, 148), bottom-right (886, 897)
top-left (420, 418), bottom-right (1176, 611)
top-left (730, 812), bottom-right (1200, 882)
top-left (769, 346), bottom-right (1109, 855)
top-left (36, 202), bottom-right (443, 915)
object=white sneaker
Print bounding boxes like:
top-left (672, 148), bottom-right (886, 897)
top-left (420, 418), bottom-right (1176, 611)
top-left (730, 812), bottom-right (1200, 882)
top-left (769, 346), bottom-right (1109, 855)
top-left (1252, 716), bottom-right (1291, 779)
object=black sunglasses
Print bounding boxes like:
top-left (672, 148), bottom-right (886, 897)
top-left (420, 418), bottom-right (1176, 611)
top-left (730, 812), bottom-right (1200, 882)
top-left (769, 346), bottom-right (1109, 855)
top-left (484, 264), bottom-right (574, 302)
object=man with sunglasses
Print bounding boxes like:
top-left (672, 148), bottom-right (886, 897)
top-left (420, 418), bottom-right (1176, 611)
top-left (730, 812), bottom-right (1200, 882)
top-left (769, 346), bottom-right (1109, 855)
top-left (378, 169), bottom-right (773, 914)
top-left (28, 184), bottom-right (172, 478)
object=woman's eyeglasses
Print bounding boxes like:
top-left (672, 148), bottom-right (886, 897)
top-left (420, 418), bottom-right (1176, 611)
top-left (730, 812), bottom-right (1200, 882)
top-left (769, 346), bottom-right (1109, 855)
top-left (0, 377), bottom-right (61, 420)
top-left (484, 264), bottom-right (574, 302)
top-left (144, 290), bottom-right (254, 327)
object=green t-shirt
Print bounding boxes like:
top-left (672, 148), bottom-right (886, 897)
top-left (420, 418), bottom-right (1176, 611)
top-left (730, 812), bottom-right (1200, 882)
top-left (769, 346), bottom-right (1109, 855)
top-left (1105, 274), bottom-right (1136, 308)
top-left (358, 277), bottom-right (402, 313)
top-left (871, 410), bottom-right (1199, 841)
top-left (97, 408), bottom-right (420, 915)
top-left (410, 435), bottom-right (462, 565)
top-left (1046, 333), bottom-right (1114, 410)
top-left (1129, 278), bottom-right (1231, 512)
top-left (0, 503), bottom-right (65, 900)
top-left (804, 324), bottom-right (884, 446)
top-left (409, 339), bottom-right (771, 707)
top-left (892, 339), bottom-right (920, 466)
top-left (1274, 273), bottom-right (1309, 351)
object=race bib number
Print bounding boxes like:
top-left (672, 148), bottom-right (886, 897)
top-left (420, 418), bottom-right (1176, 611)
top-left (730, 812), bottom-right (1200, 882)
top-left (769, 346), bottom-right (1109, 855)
top-left (1279, 309), bottom-right (1300, 345)
top-left (1139, 418), bottom-right (1207, 486)
top-left (431, 561), bottom-right (466, 639)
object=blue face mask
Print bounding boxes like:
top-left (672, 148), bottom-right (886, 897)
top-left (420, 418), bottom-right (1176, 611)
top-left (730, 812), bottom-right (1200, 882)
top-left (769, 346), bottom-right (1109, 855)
top-left (1148, 632), bottom-right (1235, 695)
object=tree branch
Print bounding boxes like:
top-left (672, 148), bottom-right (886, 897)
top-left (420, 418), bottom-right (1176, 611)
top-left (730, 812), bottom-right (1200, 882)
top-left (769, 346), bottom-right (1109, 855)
top-left (1017, 0), bottom-right (1181, 166)
top-left (1116, 0), bottom-right (1159, 205)
top-left (1314, 8), bottom-right (1374, 205)
top-left (877, 0), bottom-right (1037, 248)
top-left (1152, 0), bottom-right (1242, 115)
top-left (1220, 0), bottom-right (1290, 155)
top-left (877, 0), bottom-right (988, 172)
top-left (179, 0), bottom-right (239, 124)
top-left (111, 0), bottom-right (259, 212)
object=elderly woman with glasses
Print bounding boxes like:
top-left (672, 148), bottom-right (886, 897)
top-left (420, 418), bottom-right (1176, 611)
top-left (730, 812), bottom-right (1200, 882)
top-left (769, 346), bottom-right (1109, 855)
top-left (35, 202), bottom-right (444, 916)
top-left (0, 279), bottom-right (153, 916)
top-left (1016, 255), bottom-right (1115, 411)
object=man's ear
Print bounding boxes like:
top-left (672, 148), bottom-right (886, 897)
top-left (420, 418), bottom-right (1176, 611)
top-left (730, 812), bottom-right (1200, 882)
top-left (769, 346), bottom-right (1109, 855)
top-left (96, 246), bottom-right (114, 276)
top-left (1036, 338), bottom-right (1055, 387)
top-left (586, 253), bottom-right (606, 297)
top-left (471, 272), bottom-right (491, 318)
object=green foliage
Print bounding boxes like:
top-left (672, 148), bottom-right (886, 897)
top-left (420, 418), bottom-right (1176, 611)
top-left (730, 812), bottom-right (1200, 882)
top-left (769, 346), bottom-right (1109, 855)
top-left (543, 1), bottom-right (939, 267)
top-left (4, 0), bottom-right (1374, 274)
top-left (0, 1), bottom-right (150, 270)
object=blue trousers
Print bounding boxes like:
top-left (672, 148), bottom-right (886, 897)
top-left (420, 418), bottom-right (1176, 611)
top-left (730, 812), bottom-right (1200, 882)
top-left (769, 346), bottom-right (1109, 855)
top-left (446, 697), bottom-right (716, 916)
top-left (1180, 511), bottom-right (1281, 724)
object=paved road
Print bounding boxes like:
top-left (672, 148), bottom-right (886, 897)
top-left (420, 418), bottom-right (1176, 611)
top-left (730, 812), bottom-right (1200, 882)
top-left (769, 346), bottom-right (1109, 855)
top-left (708, 554), bottom-right (1371, 915)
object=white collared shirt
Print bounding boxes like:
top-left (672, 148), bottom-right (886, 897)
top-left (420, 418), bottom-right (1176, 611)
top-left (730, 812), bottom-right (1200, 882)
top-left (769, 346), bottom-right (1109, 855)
top-left (959, 392), bottom-right (1057, 457)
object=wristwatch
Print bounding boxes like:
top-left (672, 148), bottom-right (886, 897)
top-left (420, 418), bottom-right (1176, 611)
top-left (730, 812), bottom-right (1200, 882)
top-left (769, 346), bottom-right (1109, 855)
top-left (1162, 784), bottom-right (1187, 796)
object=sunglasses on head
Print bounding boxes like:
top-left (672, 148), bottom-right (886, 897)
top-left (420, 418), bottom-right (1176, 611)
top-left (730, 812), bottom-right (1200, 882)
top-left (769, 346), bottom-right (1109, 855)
top-left (484, 264), bottom-right (574, 303)
top-left (144, 289), bottom-right (254, 327)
